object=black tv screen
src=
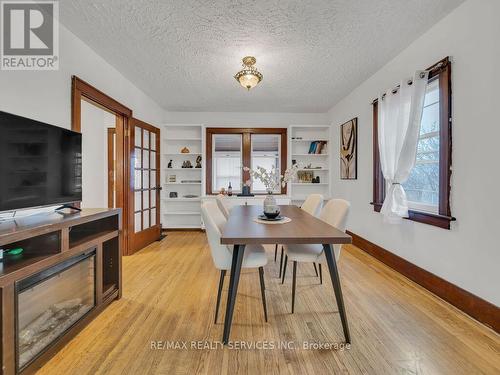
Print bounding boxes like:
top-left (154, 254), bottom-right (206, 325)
top-left (0, 111), bottom-right (82, 212)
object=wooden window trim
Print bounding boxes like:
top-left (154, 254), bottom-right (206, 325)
top-left (372, 57), bottom-right (455, 229)
top-left (206, 128), bottom-right (288, 195)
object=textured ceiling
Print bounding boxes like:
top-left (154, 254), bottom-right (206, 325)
top-left (60, 0), bottom-right (464, 113)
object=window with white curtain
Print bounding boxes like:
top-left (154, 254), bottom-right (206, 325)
top-left (251, 134), bottom-right (280, 193)
top-left (403, 79), bottom-right (440, 213)
top-left (212, 134), bottom-right (242, 192)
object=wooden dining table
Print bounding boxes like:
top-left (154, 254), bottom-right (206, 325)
top-left (220, 204), bottom-right (352, 344)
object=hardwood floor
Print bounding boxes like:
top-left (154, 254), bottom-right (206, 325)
top-left (39, 231), bottom-right (500, 375)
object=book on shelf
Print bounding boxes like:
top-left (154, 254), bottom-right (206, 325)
top-left (308, 141), bottom-right (327, 154)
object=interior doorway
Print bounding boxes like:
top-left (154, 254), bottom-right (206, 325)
top-left (71, 76), bottom-right (133, 255)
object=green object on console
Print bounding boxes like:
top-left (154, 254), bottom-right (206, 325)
top-left (6, 247), bottom-right (23, 255)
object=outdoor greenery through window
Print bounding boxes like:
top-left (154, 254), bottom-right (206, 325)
top-left (403, 78), bottom-right (440, 213)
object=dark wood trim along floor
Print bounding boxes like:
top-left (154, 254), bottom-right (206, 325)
top-left (346, 230), bottom-right (500, 333)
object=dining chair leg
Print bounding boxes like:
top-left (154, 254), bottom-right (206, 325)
top-left (291, 261), bottom-right (297, 313)
top-left (258, 267), bottom-right (268, 322)
top-left (319, 264), bottom-right (323, 285)
top-left (313, 263), bottom-right (318, 277)
top-left (274, 244), bottom-right (278, 262)
top-left (323, 244), bottom-right (350, 343)
top-left (222, 244), bottom-right (245, 345)
top-left (281, 255), bottom-right (288, 284)
top-left (278, 247), bottom-right (284, 278)
top-left (214, 269), bottom-right (226, 324)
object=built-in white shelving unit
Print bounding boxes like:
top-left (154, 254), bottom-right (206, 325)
top-left (289, 125), bottom-right (332, 203)
top-left (161, 124), bottom-right (204, 229)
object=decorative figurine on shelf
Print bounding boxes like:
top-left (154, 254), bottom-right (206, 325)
top-left (182, 160), bottom-right (193, 168)
top-left (292, 159), bottom-right (297, 166)
top-left (227, 182), bottom-right (233, 196)
top-left (195, 155), bottom-right (202, 168)
top-left (312, 176), bottom-right (320, 184)
top-left (238, 180), bottom-right (253, 197)
top-left (169, 192), bottom-right (178, 198)
top-left (167, 159), bottom-right (173, 168)
top-left (219, 187), bottom-right (226, 195)
top-left (181, 147), bottom-right (190, 154)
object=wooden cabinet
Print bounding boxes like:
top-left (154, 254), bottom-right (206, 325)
top-left (0, 209), bottom-right (121, 374)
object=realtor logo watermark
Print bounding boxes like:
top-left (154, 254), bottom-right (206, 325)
top-left (1, 0), bottom-right (59, 70)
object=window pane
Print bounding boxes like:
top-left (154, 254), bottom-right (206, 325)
top-left (151, 208), bottom-right (156, 226)
top-left (143, 150), bottom-right (150, 169)
top-left (151, 190), bottom-right (156, 207)
top-left (212, 134), bottom-right (242, 192)
top-left (143, 190), bottom-right (150, 209)
top-left (135, 127), bottom-right (142, 147)
top-left (143, 170), bottom-right (150, 189)
top-left (251, 134), bottom-right (280, 192)
top-left (134, 212), bottom-right (141, 233)
top-left (403, 79), bottom-right (440, 211)
top-left (150, 151), bottom-right (156, 169)
top-left (134, 170), bottom-right (142, 189)
top-left (134, 191), bottom-right (141, 211)
top-left (143, 130), bottom-right (150, 149)
top-left (134, 147), bottom-right (142, 168)
top-left (151, 132), bottom-right (156, 150)
top-left (143, 210), bottom-right (150, 229)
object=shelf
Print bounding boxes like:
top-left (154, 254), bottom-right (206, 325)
top-left (163, 197), bottom-right (201, 201)
top-left (292, 183), bottom-right (329, 185)
top-left (297, 168), bottom-right (329, 171)
top-left (292, 153), bottom-right (329, 156)
top-left (164, 211), bottom-right (200, 216)
top-left (164, 168), bottom-right (202, 171)
top-left (292, 139), bottom-right (329, 142)
top-left (164, 182), bottom-right (201, 185)
top-left (163, 153), bottom-right (202, 156)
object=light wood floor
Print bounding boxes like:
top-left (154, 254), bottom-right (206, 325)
top-left (39, 231), bottom-right (500, 375)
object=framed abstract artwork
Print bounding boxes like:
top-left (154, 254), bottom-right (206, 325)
top-left (340, 118), bottom-right (357, 179)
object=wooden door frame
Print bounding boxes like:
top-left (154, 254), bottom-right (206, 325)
top-left (129, 118), bottom-right (161, 254)
top-left (107, 127), bottom-right (116, 208)
top-left (71, 76), bottom-right (133, 255)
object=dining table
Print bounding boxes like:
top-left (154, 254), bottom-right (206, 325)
top-left (220, 204), bottom-right (352, 344)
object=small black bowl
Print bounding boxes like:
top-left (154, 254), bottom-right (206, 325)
top-left (264, 211), bottom-right (280, 219)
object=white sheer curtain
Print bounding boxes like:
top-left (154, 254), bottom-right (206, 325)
top-left (378, 71), bottom-right (429, 223)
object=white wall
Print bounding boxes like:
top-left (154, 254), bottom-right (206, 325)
top-left (0, 22), bottom-right (165, 212)
top-left (328, 0), bottom-right (500, 305)
top-left (0, 23), bottom-right (164, 129)
top-left (164, 111), bottom-right (329, 127)
top-left (80, 100), bottom-right (115, 208)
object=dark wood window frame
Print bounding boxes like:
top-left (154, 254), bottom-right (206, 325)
top-left (372, 57), bottom-right (455, 229)
top-left (206, 128), bottom-right (288, 195)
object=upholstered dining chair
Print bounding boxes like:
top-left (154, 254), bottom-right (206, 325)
top-left (281, 199), bottom-right (350, 313)
top-left (215, 195), bottom-right (231, 219)
top-left (201, 201), bottom-right (269, 323)
top-left (278, 194), bottom-right (324, 279)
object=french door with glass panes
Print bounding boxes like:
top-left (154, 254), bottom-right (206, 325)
top-left (130, 118), bottom-right (161, 253)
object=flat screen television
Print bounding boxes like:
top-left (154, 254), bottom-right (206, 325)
top-left (0, 111), bottom-right (82, 212)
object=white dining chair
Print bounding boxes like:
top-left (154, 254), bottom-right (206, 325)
top-left (278, 194), bottom-right (324, 279)
top-left (201, 201), bottom-right (269, 323)
top-left (215, 195), bottom-right (231, 219)
top-left (281, 199), bottom-right (350, 313)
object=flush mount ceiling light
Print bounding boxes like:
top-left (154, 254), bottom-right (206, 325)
top-left (234, 56), bottom-right (263, 90)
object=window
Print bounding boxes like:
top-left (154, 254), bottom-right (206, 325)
top-left (251, 134), bottom-right (281, 193)
top-left (206, 128), bottom-right (287, 195)
top-left (373, 57), bottom-right (454, 229)
top-left (212, 134), bottom-right (242, 192)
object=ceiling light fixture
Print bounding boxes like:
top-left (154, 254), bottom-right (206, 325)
top-left (234, 56), bottom-right (263, 91)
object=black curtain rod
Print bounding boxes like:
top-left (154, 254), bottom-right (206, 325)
top-left (371, 57), bottom-right (450, 105)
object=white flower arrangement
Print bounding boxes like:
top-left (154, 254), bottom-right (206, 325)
top-left (243, 164), bottom-right (300, 193)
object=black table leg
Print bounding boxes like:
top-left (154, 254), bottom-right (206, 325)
top-left (323, 244), bottom-right (351, 343)
top-left (222, 244), bottom-right (245, 344)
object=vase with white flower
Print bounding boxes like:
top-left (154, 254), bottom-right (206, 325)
top-left (243, 164), bottom-right (299, 218)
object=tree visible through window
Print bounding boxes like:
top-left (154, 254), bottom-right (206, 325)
top-left (403, 78), bottom-right (440, 212)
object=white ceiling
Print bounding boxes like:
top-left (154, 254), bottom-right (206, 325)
top-left (60, 0), bottom-right (464, 113)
